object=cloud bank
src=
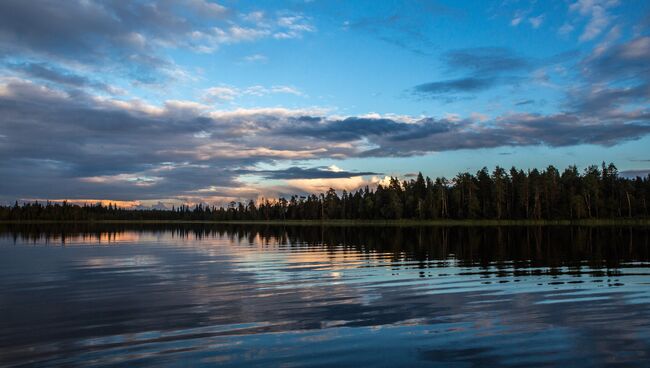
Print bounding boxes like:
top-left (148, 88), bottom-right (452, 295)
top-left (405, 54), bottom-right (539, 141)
top-left (1, 67), bottom-right (648, 203)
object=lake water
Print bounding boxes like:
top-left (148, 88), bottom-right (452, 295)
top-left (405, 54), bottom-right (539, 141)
top-left (1, 224), bottom-right (650, 367)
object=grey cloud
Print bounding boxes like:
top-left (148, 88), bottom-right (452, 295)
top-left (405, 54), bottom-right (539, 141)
top-left (586, 36), bottom-right (650, 82)
top-left (284, 112), bottom-right (647, 159)
top-left (414, 77), bottom-right (497, 94)
top-left (355, 113), bottom-right (650, 157)
top-left (0, 0), bottom-right (174, 82)
top-left (0, 80), bottom-right (240, 200)
top-left (515, 99), bottom-right (535, 106)
top-left (444, 47), bottom-right (530, 74)
top-left (568, 83), bottom-right (650, 114)
top-left (566, 36), bottom-right (650, 115)
top-left (9, 62), bottom-right (118, 93)
top-left (347, 14), bottom-right (436, 56)
top-left (494, 114), bottom-right (650, 147)
top-left (0, 0), bottom-right (222, 57)
top-left (11, 63), bottom-right (91, 87)
top-left (283, 117), bottom-right (408, 141)
top-left (282, 116), bottom-right (453, 143)
top-left (338, 1), bottom-right (461, 55)
top-left (0, 1), bottom-right (118, 57)
top-left (412, 47), bottom-right (582, 102)
top-left (412, 47), bottom-right (530, 99)
top-left (0, 0), bottom-right (311, 83)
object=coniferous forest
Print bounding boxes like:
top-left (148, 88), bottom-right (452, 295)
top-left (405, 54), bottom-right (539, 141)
top-left (2, 163), bottom-right (649, 222)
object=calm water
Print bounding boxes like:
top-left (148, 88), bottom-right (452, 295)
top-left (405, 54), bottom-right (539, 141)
top-left (1, 224), bottom-right (650, 367)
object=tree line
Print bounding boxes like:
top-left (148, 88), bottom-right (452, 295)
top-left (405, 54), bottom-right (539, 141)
top-left (1, 163), bottom-right (648, 221)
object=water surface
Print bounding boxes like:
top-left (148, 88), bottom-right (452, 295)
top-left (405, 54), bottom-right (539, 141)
top-left (1, 224), bottom-right (650, 367)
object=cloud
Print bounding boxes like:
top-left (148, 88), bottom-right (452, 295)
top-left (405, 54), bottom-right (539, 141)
top-left (515, 99), bottom-right (535, 106)
top-left (277, 116), bottom-right (446, 143)
top-left (584, 36), bottom-right (650, 81)
top-left (528, 15), bottom-right (545, 29)
top-left (509, 8), bottom-right (544, 29)
top-left (185, 0), bottom-right (227, 18)
top-left (568, 83), bottom-right (650, 114)
top-left (569, 0), bottom-right (620, 42)
top-left (7, 62), bottom-right (122, 94)
top-left (339, 1), bottom-right (460, 55)
top-left (558, 23), bottom-right (575, 36)
top-left (511, 10), bottom-right (526, 26)
top-left (283, 176), bottom-right (382, 195)
top-left (411, 47), bottom-right (529, 99)
top-left (203, 84), bottom-right (303, 103)
top-left (568, 36), bottom-right (650, 114)
top-left (1, 78), bottom-right (649, 204)
top-left (0, 1), bottom-right (314, 82)
top-left (203, 86), bottom-right (240, 102)
top-left (444, 47), bottom-right (530, 74)
top-left (246, 85), bottom-right (303, 96)
top-left (242, 54), bottom-right (268, 63)
top-left (414, 77), bottom-right (497, 95)
top-left (273, 15), bottom-right (316, 39)
top-left (238, 166), bottom-right (381, 180)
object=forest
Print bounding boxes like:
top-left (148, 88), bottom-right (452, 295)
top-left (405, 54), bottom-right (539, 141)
top-left (1, 163), bottom-right (649, 222)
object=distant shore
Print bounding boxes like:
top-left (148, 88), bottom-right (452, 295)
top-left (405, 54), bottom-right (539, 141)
top-left (1, 219), bottom-right (649, 226)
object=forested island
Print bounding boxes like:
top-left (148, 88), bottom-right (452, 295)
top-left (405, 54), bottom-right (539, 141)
top-left (2, 163), bottom-right (649, 222)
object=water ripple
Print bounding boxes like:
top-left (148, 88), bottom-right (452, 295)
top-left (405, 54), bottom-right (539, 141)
top-left (1, 225), bottom-right (650, 367)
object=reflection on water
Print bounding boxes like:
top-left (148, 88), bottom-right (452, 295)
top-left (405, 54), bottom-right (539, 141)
top-left (1, 224), bottom-right (650, 367)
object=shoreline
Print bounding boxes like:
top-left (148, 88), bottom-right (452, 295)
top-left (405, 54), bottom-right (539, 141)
top-left (1, 219), bottom-right (649, 227)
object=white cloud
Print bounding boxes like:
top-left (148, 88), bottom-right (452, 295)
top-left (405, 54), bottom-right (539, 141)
top-left (183, 12), bottom-right (314, 52)
top-left (511, 16), bottom-right (524, 26)
top-left (510, 9), bottom-right (529, 26)
top-left (243, 54), bottom-right (268, 63)
top-left (268, 85), bottom-right (303, 95)
top-left (203, 84), bottom-right (304, 102)
top-left (558, 23), bottom-right (575, 35)
top-left (242, 11), bottom-right (265, 23)
top-left (528, 15), bottom-right (544, 29)
top-left (273, 15), bottom-right (315, 39)
top-left (443, 113), bottom-right (462, 122)
top-left (569, 0), bottom-right (620, 42)
top-left (228, 26), bottom-right (271, 42)
top-left (206, 106), bottom-right (330, 120)
top-left (470, 112), bottom-right (489, 122)
top-left (204, 86), bottom-right (240, 102)
top-left (510, 10), bottom-right (543, 29)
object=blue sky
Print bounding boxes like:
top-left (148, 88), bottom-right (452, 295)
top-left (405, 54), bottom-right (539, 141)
top-left (0, 0), bottom-right (649, 207)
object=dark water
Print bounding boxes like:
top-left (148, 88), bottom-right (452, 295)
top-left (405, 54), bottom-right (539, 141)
top-left (2, 224), bottom-right (650, 367)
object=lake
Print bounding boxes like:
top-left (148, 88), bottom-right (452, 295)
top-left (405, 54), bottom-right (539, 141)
top-left (1, 224), bottom-right (650, 367)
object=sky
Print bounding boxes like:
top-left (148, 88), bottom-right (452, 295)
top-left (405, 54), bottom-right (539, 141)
top-left (0, 0), bottom-right (649, 208)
